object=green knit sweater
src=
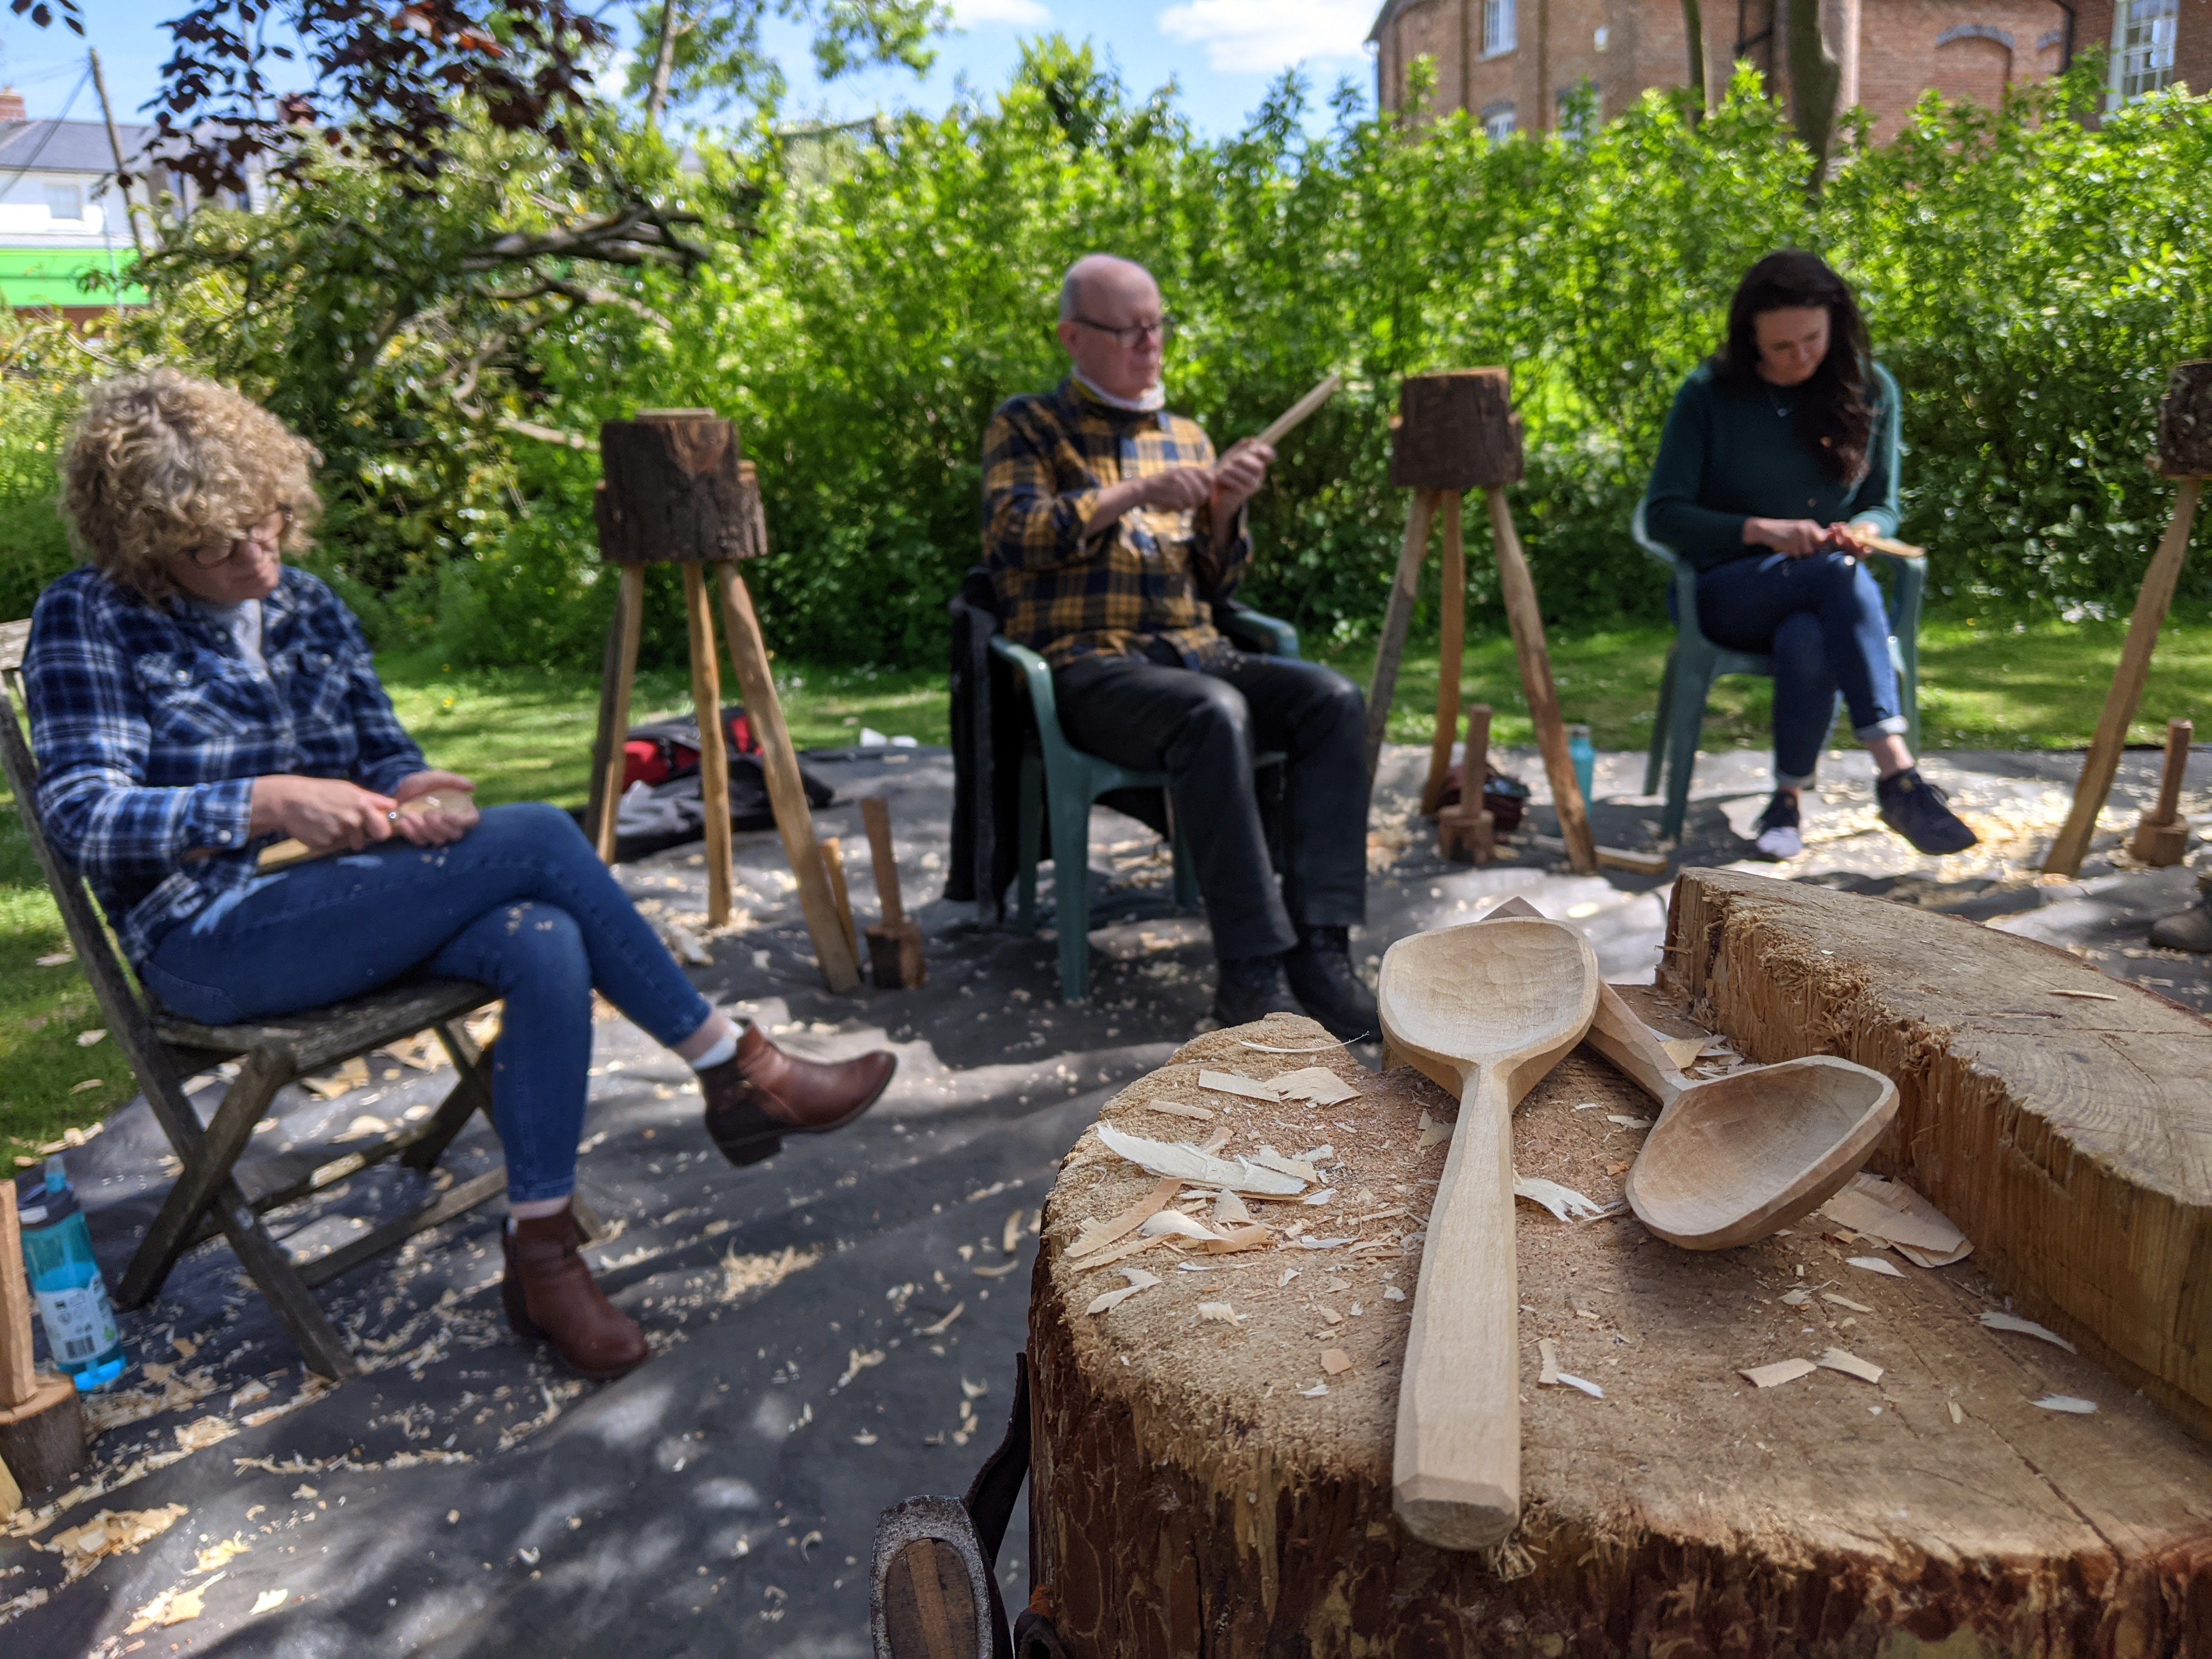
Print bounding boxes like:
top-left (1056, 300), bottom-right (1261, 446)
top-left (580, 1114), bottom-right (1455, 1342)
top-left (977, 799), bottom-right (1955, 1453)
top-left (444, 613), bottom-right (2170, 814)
top-left (1643, 361), bottom-right (1900, 572)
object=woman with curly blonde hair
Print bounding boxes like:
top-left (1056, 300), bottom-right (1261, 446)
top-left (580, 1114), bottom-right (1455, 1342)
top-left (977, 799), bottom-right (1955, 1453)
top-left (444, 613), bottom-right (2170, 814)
top-left (25, 368), bottom-right (895, 1380)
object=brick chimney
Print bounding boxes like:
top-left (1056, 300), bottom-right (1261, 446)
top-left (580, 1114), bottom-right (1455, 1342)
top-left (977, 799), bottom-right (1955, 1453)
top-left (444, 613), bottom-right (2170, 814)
top-left (0, 88), bottom-right (27, 123)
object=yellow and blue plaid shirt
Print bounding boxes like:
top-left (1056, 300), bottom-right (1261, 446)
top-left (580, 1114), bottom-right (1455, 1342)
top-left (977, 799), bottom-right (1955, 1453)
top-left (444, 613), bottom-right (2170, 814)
top-left (981, 377), bottom-right (1251, 668)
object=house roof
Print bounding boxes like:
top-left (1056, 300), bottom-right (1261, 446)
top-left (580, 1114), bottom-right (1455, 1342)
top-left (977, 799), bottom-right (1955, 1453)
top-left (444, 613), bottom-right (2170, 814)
top-left (0, 118), bottom-right (160, 176)
top-left (1367, 0), bottom-right (1404, 45)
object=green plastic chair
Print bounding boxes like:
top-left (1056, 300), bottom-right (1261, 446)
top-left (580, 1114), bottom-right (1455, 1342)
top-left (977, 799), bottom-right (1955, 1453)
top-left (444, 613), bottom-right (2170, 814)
top-left (1632, 497), bottom-right (1923, 843)
top-left (990, 605), bottom-right (1299, 1002)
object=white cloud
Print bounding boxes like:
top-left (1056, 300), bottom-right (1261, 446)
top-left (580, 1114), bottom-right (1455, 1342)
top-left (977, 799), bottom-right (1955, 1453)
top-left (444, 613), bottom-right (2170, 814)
top-left (1155, 0), bottom-right (1374, 73)
top-left (955, 0), bottom-right (1051, 25)
top-left (591, 47), bottom-right (637, 103)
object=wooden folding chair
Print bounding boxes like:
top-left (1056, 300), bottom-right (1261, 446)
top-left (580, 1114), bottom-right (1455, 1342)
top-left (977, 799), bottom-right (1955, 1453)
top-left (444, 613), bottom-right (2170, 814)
top-left (1, 679), bottom-right (597, 1379)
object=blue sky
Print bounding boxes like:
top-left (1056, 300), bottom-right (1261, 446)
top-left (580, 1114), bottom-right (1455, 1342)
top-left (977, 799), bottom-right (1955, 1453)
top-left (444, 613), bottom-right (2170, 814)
top-left (0, 0), bottom-right (1381, 138)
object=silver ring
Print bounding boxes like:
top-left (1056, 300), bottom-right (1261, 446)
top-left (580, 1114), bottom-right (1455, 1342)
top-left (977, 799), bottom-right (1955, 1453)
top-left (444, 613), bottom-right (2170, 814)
top-left (386, 809), bottom-right (401, 823)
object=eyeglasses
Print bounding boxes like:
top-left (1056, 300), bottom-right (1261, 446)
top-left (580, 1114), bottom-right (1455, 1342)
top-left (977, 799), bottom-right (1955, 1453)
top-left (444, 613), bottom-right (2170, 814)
top-left (1070, 314), bottom-right (1173, 349)
top-left (185, 505), bottom-right (292, 569)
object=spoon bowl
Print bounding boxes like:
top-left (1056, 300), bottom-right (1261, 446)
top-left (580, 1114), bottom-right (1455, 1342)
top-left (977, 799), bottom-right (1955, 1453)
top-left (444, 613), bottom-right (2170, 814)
top-left (1626, 1056), bottom-right (1897, 1250)
top-left (1381, 919), bottom-right (1599, 1102)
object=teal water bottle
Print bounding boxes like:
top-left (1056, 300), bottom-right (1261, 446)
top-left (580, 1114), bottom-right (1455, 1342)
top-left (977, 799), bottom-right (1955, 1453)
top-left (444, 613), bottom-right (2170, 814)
top-left (1568, 724), bottom-right (1596, 806)
top-left (19, 1156), bottom-right (127, 1391)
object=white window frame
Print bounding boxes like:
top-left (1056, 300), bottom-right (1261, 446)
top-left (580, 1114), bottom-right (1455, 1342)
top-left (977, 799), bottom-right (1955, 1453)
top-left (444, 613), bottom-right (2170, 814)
top-left (1482, 101), bottom-right (1517, 139)
top-left (42, 182), bottom-right (85, 222)
top-left (1483, 0), bottom-right (1516, 57)
top-left (2109, 0), bottom-right (2177, 104)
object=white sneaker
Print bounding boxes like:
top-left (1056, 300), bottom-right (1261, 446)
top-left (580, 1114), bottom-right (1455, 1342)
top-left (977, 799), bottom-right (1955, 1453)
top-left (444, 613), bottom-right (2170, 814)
top-left (1754, 823), bottom-right (1803, 860)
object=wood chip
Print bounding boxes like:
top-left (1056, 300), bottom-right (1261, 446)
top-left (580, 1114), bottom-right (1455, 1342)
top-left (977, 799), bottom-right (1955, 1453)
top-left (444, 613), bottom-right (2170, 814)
top-left (972, 1259), bottom-right (1022, 1278)
top-left (1780, 1288), bottom-right (1812, 1306)
top-left (1137, 1211), bottom-right (1222, 1243)
top-left (1066, 1178), bottom-right (1182, 1262)
top-left (251, 1589), bottom-right (290, 1616)
top-left (1550, 1372), bottom-right (1604, 1398)
top-left (1301, 1188), bottom-right (1336, 1207)
top-left (1741, 1357), bottom-right (1819, 1389)
top-left (2049, 988), bottom-right (2119, 1001)
top-left (36, 950), bottom-right (72, 967)
top-left (1197, 1301), bottom-right (1242, 1324)
top-left (1238, 1037), bottom-right (1351, 1054)
top-left (1537, 1337), bottom-right (1562, 1385)
top-left (915, 1302), bottom-right (964, 1336)
top-left (2033, 1393), bottom-right (2097, 1414)
top-left (1318, 1306), bottom-right (1343, 1325)
top-left (1299, 1382), bottom-right (1329, 1397)
top-left (1200, 1223), bottom-right (1272, 1255)
top-left (1094, 1126), bottom-right (1305, 1195)
top-left (1846, 1256), bottom-right (1907, 1278)
top-left (1821, 1174), bottom-right (1970, 1260)
top-left (1980, 1311), bottom-right (2077, 1352)
top-left (1818, 1346), bottom-right (1885, 1385)
top-left (1269, 1066), bottom-right (1359, 1105)
top-left (1197, 1069), bottom-right (1280, 1102)
top-left (1381, 1284), bottom-right (1406, 1301)
top-left (1142, 1102), bottom-right (1216, 1122)
top-left (1415, 1110), bottom-right (1452, 1150)
top-left (1604, 1115), bottom-right (1652, 1130)
top-left (1251, 1148), bottom-right (1319, 1182)
top-left (1948, 1400), bottom-right (1963, 1424)
top-left (1822, 1291), bottom-right (1874, 1312)
top-left (1512, 1174), bottom-right (1613, 1223)
top-left (1210, 1190), bottom-right (1253, 1227)
top-left (1085, 1268), bottom-right (1161, 1316)
top-left (1321, 1348), bottom-right (1353, 1375)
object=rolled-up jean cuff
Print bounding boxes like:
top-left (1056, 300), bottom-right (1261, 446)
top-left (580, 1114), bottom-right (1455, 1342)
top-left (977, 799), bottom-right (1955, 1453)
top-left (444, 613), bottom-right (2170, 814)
top-left (505, 1175), bottom-right (578, 1204)
top-left (1853, 715), bottom-right (1910, 741)
top-left (1776, 770), bottom-right (1818, 789)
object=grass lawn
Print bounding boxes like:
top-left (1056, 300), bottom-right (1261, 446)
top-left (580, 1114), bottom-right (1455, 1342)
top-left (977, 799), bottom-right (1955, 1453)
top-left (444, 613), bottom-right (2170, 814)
top-left (7, 613), bottom-right (2209, 1160)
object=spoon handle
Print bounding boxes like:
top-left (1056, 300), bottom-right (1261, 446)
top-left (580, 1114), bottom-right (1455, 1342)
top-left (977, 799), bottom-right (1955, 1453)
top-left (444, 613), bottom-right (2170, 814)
top-left (1393, 1063), bottom-right (1519, 1550)
top-left (1584, 982), bottom-right (1690, 1114)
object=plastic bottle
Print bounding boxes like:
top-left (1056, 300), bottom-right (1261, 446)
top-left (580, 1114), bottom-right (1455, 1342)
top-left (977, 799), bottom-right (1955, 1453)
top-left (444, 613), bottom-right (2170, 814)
top-left (1568, 723), bottom-right (1597, 806)
top-left (18, 1156), bottom-right (127, 1391)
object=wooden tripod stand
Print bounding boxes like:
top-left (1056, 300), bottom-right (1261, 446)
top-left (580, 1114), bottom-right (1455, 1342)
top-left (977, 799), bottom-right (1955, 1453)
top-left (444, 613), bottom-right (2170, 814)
top-left (2044, 362), bottom-right (2211, 879)
top-left (1363, 370), bottom-right (1597, 874)
top-left (581, 411), bottom-right (861, 992)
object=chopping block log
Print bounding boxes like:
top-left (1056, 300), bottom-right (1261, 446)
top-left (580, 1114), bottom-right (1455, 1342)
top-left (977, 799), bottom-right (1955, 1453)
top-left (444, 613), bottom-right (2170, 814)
top-left (2045, 366), bottom-right (2209, 877)
top-left (1664, 867), bottom-right (2212, 1443)
top-left (2132, 716), bottom-right (2193, 866)
top-left (860, 796), bottom-right (926, 990)
top-left (1028, 1011), bottom-right (2212, 1657)
top-left (1389, 369), bottom-right (1523, 492)
top-left (0, 1183), bottom-right (87, 1497)
top-left (593, 410), bottom-right (770, 566)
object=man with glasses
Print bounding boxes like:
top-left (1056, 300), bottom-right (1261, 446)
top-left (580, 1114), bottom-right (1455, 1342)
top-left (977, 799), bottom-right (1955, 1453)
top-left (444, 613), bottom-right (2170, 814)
top-left (981, 254), bottom-right (1373, 1037)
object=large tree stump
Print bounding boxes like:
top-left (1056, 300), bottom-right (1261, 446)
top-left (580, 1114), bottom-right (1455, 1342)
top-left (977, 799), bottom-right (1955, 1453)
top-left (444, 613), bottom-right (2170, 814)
top-left (1030, 1007), bottom-right (2212, 1657)
top-left (1660, 868), bottom-right (2212, 1443)
top-left (2160, 360), bottom-right (2212, 478)
top-left (593, 411), bottom-right (769, 565)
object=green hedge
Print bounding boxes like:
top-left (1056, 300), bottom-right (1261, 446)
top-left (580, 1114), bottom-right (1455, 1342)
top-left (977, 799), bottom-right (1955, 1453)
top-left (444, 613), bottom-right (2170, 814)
top-left (3, 48), bottom-right (2207, 664)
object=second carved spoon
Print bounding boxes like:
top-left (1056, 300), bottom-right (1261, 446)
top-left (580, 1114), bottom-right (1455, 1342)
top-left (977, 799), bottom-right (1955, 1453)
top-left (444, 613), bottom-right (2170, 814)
top-left (1586, 983), bottom-right (1898, 1250)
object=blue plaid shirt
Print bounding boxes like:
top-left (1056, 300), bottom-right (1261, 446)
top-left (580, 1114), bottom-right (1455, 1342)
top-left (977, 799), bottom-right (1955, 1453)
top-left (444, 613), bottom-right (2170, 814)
top-left (25, 566), bottom-right (426, 966)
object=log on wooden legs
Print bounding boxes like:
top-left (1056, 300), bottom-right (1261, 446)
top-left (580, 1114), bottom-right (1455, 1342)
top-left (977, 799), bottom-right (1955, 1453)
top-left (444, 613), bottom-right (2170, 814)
top-left (1659, 867), bottom-right (2212, 1441)
top-left (594, 413), bottom-right (769, 566)
top-left (1030, 1011), bottom-right (2212, 1657)
top-left (2157, 359), bottom-right (2212, 479)
top-left (1363, 489), bottom-right (1440, 793)
top-left (1389, 369), bottom-right (1523, 492)
top-left (0, 1185), bottom-right (86, 1497)
top-left (2132, 716), bottom-right (2194, 866)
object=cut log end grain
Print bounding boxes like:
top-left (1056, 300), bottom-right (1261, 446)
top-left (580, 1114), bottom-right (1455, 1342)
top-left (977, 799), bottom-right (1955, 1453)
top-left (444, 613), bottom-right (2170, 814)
top-left (2157, 360), bottom-right (2212, 478)
top-left (1028, 1010), bottom-right (2212, 1658)
top-left (1658, 867), bottom-right (2212, 1443)
top-left (1389, 369), bottom-right (1523, 491)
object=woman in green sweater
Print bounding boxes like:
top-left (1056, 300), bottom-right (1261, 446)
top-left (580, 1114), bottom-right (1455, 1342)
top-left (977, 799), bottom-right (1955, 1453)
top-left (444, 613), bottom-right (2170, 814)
top-left (1645, 251), bottom-right (1974, 859)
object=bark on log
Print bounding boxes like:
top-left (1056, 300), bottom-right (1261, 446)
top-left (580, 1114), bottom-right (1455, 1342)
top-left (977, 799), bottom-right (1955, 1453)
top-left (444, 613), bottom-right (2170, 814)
top-left (0, 1373), bottom-right (87, 1497)
top-left (1659, 867), bottom-right (2212, 1443)
top-left (1390, 370), bottom-right (1523, 491)
top-left (594, 411), bottom-right (769, 564)
top-left (1030, 1010), bottom-right (2212, 1657)
top-left (2160, 360), bottom-right (2212, 478)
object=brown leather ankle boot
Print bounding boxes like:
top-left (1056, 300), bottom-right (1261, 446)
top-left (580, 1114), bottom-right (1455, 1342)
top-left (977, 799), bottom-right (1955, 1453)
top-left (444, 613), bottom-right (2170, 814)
top-left (700, 1025), bottom-right (896, 1167)
top-left (501, 1207), bottom-right (648, 1380)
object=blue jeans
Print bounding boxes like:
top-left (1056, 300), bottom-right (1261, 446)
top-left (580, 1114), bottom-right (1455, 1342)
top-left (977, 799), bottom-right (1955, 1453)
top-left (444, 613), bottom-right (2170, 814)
top-left (1694, 552), bottom-right (1907, 786)
top-left (140, 803), bottom-right (716, 1203)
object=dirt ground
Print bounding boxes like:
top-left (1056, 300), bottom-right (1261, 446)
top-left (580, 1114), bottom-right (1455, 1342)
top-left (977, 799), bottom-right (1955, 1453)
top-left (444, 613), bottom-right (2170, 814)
top-left (3, 737), bottom-right (2207, 1656)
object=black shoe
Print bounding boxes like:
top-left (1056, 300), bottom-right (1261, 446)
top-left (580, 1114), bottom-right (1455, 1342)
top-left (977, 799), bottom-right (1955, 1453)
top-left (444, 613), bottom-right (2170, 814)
top-left (1213, 952), bottom-right (1305, 1028)
top-left (1750, 792), bottom-right (1803, 860)
top-left (1282, 925), bottom-right (1378, 1041)
top-left (2148, 879), bottom-right (2212, 952)
top-left (1877, 768), bottom-right (1977, 855)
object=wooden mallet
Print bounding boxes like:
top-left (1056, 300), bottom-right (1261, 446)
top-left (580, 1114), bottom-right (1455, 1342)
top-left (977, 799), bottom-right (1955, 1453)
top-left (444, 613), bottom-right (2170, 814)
top-left (0, 1181), bottom-right (88, 1501)
top-left (1438, 703), bottom-right (1495, 864)
top-left (2133, 717), bottom-right (2194, 867)
top-left (1250, 373), bottom-right (1341, 450)
top-left (861, 796), bottom-right (926, 990)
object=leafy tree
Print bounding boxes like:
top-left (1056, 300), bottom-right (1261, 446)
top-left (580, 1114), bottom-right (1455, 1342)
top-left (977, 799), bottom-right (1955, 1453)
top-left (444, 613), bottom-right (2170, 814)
top-left (631, 0), bottom-right (950, 130)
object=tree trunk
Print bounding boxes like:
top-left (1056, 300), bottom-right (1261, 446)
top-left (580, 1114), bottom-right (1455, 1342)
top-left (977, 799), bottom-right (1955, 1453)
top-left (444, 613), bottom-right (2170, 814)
top-left (1785, 0), bottom-right (1842, 177)
top-left (644, 0), bottom-right (687, 132)
top-left (1681, 0), bottom-right (1709, 114)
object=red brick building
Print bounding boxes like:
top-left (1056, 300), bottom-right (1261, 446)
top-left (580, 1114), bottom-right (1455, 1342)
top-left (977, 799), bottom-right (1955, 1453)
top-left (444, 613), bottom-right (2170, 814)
top-left (1367, 0), bottom-right (2205, 138)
